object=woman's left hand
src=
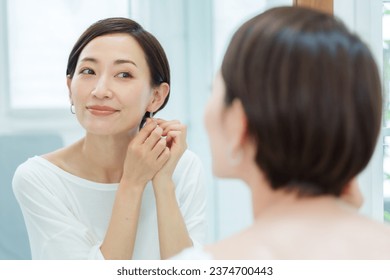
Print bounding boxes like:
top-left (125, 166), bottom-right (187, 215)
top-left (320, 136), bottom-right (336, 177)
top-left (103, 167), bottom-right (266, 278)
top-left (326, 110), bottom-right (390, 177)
top-left (151, 119), bottom-right (193, 259)
top-left (152, 119), bottom-right (187, 184)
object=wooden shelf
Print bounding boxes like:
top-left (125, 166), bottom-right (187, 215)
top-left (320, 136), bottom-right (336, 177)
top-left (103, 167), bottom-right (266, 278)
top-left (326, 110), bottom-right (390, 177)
top-left (293, 0), bottom-right (333, 15)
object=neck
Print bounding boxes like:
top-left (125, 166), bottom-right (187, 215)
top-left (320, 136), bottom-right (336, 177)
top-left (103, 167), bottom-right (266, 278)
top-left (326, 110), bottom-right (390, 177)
top-left (239, 163), bottom-right (275, 218)
top-left (243, 164), bottom-right (355, 220)
top-left (77, 132), bottom-right (134, 183)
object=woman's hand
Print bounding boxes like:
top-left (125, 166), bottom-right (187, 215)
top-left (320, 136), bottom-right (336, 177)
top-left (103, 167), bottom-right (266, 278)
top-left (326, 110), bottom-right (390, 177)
top-left (149, 119), bottom-right (192, 259)
top-left (121, 118), bottom-right (170, 188)
top-left (152, 119), bottom-right (187, 185)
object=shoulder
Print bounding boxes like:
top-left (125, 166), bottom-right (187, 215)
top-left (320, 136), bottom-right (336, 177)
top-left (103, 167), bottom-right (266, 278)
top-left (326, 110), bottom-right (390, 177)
top-left (205, 228), bottom-right (275, 259)
top-left (13, 156), bottom-right (48, 182)
top-left (13, 156), bottom-right (65, 196)
top-left (350, 214), bottom-right (390, 256)
top-left (12, 157), bottom-right (47, 200)
top-left (41, 145), bottom-right (74, 172)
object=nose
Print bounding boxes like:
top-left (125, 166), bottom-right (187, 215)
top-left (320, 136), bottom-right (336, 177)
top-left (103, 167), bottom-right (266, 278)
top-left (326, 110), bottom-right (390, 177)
top-left (91, 75), bottom-right (113, 99)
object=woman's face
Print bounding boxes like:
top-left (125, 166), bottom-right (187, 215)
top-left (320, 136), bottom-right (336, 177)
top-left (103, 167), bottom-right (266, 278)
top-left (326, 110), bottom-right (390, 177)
top-left (204, 73), bottom-right (231, 176)
top-left (68, 33), bottom-right (153, 136)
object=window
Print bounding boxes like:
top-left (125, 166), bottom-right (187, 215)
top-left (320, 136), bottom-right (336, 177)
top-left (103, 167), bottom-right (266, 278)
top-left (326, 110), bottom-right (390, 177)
top-left (383, 1), bottom-right (390, 223)
top-left (6, 0), bottom-right (129, 110)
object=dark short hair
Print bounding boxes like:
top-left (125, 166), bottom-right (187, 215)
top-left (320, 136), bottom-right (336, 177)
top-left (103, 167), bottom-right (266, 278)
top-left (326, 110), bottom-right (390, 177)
top-left (66, 17), bottom-right (170, 122)
top-left (221, 6), bottom-right (382, 196)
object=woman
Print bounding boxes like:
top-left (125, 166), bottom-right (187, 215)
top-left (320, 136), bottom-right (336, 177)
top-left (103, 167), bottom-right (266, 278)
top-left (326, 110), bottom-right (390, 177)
top-left (174, 6), bottom-right (390, 259)
top-left (13, 18), bottom-right (206, 260)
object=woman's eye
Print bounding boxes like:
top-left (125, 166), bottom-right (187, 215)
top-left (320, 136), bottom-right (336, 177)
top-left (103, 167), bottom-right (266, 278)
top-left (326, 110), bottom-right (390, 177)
top-left (117, 72), bottom-right (131, 78)
top-left (80, 68), bottom-right (95, 75)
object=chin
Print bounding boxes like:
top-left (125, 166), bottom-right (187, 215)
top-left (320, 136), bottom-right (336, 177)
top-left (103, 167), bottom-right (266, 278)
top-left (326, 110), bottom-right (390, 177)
top-left (81, 123), bottom-right (115, 135)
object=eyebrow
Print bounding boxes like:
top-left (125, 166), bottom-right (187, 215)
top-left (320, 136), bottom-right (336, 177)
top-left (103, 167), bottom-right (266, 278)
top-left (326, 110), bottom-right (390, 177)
top-left (80, 57), bottom-right (138, 67)
top-left (114, 59), bottom-right (138, 67)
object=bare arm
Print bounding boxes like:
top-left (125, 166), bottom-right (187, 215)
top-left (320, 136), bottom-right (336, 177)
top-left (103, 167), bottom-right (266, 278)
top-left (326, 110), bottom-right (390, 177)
top-left (154, 177), bottom-right (192, 259)
top-left (100, 185), bottom-right (144, 259)
top-left (152, 119), bottom-right (193, 259)
top-left (101, 119), bottom-right (169, 259)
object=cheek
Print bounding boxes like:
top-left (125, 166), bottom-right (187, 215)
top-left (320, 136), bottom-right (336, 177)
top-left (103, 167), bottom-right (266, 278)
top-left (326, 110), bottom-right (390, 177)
top-left (204, 94), bottom-right (222, 147)
top-left (121, 86), bottom-right (152, 121)
top-left (129, 86), bottom-right (152, 111)
top-left (70, 79), bottom-right (90, 102)
top-left (203, 98), bottom-right (214, 134)
top-left (70, 84), bottom-right (83, 112)
top-left (204, 97), bottom-right (228, 176)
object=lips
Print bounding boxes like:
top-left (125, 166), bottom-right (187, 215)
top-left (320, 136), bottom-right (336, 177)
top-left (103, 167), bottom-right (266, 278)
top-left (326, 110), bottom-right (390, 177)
top-left (86, 105), bottom-right (120, 116)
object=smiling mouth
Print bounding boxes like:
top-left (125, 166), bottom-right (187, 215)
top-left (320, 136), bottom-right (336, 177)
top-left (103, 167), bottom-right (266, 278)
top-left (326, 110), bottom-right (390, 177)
top-left (86, 106), bottom-right (120, 116)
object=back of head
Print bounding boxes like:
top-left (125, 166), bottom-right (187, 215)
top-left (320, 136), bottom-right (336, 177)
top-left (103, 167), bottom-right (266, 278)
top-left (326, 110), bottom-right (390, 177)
top-left (221, 6), bottom-right (382, 196)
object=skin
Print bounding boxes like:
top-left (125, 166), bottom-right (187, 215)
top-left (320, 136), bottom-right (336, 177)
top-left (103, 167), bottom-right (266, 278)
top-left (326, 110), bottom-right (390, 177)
top-left (44, 33), bottom-right (192, 259)
top-left (202, 73), bottom-right (390, 259)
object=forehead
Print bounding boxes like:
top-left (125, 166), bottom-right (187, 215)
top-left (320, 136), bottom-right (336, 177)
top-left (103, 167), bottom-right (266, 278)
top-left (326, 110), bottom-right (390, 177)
top-left (79, 33), bottom-right (147, 67)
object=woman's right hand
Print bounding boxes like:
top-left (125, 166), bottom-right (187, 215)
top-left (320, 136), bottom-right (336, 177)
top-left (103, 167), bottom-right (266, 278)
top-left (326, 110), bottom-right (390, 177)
top-left (121, 118), bottom-right (170, 188)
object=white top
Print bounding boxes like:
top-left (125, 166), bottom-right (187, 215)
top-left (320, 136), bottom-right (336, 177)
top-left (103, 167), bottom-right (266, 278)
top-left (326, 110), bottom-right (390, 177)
top-left (171, 246), bottom-right (213, 260)
top-left (12, 150), bottom-right (207, 260)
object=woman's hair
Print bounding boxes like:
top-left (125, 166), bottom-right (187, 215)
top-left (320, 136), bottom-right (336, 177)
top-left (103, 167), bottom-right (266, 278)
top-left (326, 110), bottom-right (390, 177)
top-left (66, 17), bottom-right (170, 123)
top-left (221, 6), bottom-right (382, 196)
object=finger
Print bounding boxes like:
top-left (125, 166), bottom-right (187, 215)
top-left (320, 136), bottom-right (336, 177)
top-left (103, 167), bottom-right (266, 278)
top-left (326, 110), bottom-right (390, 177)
top-left (166, 130), bottom-right (187, 149)
top-left (156, 147), bottom-right (170, 165)
top-left (155, 118), bottom-right (167, 125)
top-left (166, 130), bottom-right (180, 141)
top-left (168, 124), bottom-right (187, 136)
top-left (133, 118), bottom-right (157, 145)
top-left (151, 137), bottom-right (167, 159)
top-left (165, 133), bottom-right (176, 148)
top-left (144, 126), bottom-right (163, 150)
top-left (160, 123), bottom-right (186, 136)
top-left (155, 119), bottom-right (180, 129)
top-left (155, 118), bottom-right (179, 124)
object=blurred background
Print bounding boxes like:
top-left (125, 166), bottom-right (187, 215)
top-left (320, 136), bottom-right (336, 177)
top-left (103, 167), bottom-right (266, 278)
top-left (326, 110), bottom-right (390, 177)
top-left (0, 0), bottom-right (389, 259)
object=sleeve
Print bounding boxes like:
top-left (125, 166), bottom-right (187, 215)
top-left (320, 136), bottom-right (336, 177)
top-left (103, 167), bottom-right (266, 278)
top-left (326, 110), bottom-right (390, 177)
top-left (174, 150), bottom-right (208, 248)
top-left (12, 162), bottom-right (105, 260)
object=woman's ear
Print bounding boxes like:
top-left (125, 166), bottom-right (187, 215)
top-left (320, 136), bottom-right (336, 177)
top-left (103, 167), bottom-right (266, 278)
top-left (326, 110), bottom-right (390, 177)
top-left (146, 82), bottom-right (170, 113)
top-left (340, 178), bottom-right (363, 209)
top-left (225, 99), bottom-right (249, 158)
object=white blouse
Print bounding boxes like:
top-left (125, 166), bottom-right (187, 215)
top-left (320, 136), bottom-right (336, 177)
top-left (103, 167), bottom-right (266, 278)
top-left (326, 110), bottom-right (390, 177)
top-left (13, 150), bottom-right (207, 260)
top-left (171, 246), bottom-right (213, 260)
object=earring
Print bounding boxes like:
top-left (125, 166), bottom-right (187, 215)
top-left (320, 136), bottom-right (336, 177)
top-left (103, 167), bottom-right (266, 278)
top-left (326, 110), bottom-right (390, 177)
top-left (149, 111), bottom-right (154, 118)
top-left (228, 148), bottom-right (242, 166)
top-left (70, 104), bottom-right (75, 114)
